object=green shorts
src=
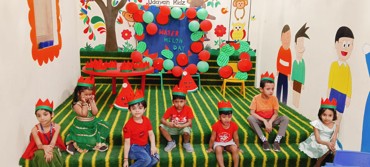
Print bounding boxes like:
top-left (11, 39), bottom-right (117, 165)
top-left (160, 124), bottom-right (192, 135)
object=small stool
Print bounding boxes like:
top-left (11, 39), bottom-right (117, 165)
top-left (191, 73), bottom-right (201, 91)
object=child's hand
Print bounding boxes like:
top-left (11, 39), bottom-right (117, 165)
top-left (238, 147), bottom-right (244, 153)
top-left (206, 148), bottom-right (213, 153)
top-left (264, 120), bottom-right (272, 133)
top-left (151, 146), bottom-right (158, 155)
top-left (123, 160), bottom-right (129, 167)
top-left (43, 145), bottom-right (53, 154)
top-left (44, 150), bottom-right (53, 162)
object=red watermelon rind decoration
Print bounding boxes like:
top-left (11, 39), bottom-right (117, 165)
top-left (180, 72), bottom-right (198, 92)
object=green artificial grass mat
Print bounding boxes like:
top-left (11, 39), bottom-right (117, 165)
top-left (20, 84), bottom-right (315, 167)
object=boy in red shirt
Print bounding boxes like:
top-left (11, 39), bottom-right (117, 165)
top-left (247, 72), bottom-right (290, 152)
top-left (123, 89), bottom-right (158, 167)
top-left (206, 101), bottom-right (242, 167)
top-left (159, 85), bottom-right (194, 152)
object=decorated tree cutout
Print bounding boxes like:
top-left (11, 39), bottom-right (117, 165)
top-left (79, 0), bottom-right (127, 52)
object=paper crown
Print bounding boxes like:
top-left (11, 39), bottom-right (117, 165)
top-left (172, 85), bottom-right (187, 97)
top-left (320, 98), bottom-right (337, 109)
top-left (127, 89), bottom-right (145, 105)
top-left (218, 101), bottom-right (232, 114)
top-left (35, 99), bottom-right (54, 112)
top-left (261, 71), bottom-right (275, 82)
top-left (77, 76), bottom-right (95, 88)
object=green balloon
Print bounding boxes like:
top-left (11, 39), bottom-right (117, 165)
top-left (197, 8), bottom-right (208, 20)
top-left (143, 57), bottom-right (153, 66)
top-left (163, 59), bottom-right (174, 70)
top-left (197, 61), bottom-right (209, 73)
top-left (143, 11), bottom-right (154, 23)
top-left (171, 7), bottom-right (182, 19)
top-left (188, 21), bottom-right (200, 32)
top-left (134, 23), bottom-right (144, 35)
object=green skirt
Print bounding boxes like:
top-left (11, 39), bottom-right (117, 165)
top-left (31, 148), bottom-right (64, 167)
top-left (66, 116), bottom-right (110, 151)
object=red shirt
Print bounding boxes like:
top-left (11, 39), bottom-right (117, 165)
top-left (212, 120), bottom-right (238, 142)
top-left (163, 105), bottom-right (194, 124)
top-left (276, 46), bottom-right (292, 76)
top-left (123, 116), bottom-right (153, 146)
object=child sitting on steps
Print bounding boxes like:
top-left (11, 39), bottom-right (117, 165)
top-left (207, 101), bottom-right (242, 167)
top-left (21, 99), bottom-right (66, 166)
top-left (65, 76), bottom-right (110, 154)
top-left (159, 85), bottom-right (194, 152)
top-left (123, 88), bottom-right (159, 167)
top-left (247, 71), bottom-right (290, 152)
top-left (299, 98), bottom-right (342, 167)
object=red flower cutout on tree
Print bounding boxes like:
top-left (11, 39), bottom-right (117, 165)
top-left (121, 29), bottom-right (132, 40)
top-left (214, 25), bottom-right (226, 37)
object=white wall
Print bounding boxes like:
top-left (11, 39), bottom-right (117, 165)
top-left (253, 0), bottom-right (370, 151)
top-left (0, 0), bottom-right (80, 166)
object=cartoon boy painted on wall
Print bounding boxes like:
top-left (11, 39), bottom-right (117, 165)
top-left (327, 26), bottom-right (354, 125)
top-left (291, 23), bottom-right (309, 108)
top-left (276, 25), bottom-right (292, 105)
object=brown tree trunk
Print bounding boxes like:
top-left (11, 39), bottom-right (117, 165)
top-left (104, 14), bottom-right (118, 52)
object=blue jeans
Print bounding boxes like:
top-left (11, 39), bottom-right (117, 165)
top-left (277, 73), bottom-right (288, 104)
top-left (129, 144), bottom-right (158, 167)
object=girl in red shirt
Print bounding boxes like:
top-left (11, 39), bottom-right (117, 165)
top-left (206, 101), bottom-right (242, 167)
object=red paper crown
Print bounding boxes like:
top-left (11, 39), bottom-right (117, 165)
top-left (106, 60), bottom-right (117, 70)
top-left (320, 98), bottom-right (337, 109)
top-left (218, 100), bottom-right (232, 114)
top-left (77, 76), bottom-right (95, 88)
top-left (127, 89), bottom-right (145, 105)
top-left (94, 62), bottom-right (107, 72)
top-left (133, 62), bottom-right (150, 70)
top-left (120, 61), bottom-right (134, 72)
top-left (35, 99), bottom-right (54, 112)
top-left (172, 84), bottom-right (187, 97)
top-left (85, 60), bottom-right (94, 70)
top-left (261, 71), bottom-right (275, 82)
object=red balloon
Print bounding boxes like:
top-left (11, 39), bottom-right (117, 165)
top-left (156, 13), bottom-right (169, 25)
top-left (186, 8), bottom-right (197, 19)
top-left (218, 65), bottom-right (233, 79)
top-left (172, 66), bottom-right (183, 77)
top-left (146, 23), bottom-right (158, 35)
top-left (126, 2), bottom-right (139, 14)
top-left (237, 59), bottom-right (253, 72)
top-left (153, 58), bottom-right (164, 71)
top-left (159, 6), bottom-right (171, 16)
top-left (177, 53), bottom-right (188, 66)
top-left (190, 42), bottom-right (203, 53)
top-left (133, 10), bottom-right (144, 22)
top-left (131, 51), bottom-right (142, 63)
top-left (185, 64), bottom-right (197, 75)
top-left (198, 50), bottom-right (210, 61)
top-left (135, 33), bottom-right (145, 41)
top-left (239, 52), bottom-right (250, 61)
top-left (200, 20), bottom-right (212, 32)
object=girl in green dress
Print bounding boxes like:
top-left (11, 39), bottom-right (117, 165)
top-left (65, 76), bottom-right (110, 155)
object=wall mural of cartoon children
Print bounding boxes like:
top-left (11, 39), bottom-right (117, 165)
top-left (276, 25), bottom-right (292, 105)
top-left (361, 44), bottom-right (370, 153)
top-left (327, 26), bottom-right (354, 126)
top-left (291, 23), bottom-right (309, 108)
